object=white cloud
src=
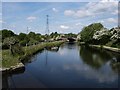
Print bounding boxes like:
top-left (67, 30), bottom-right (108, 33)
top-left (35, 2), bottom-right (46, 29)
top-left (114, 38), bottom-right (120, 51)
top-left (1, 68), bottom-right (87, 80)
top-left (97, 18), bottom-right (117, 24)
top-left (64, 10), bottom-right (75, 16)
top-left (112, 10), bottom-right (118, 15)
top-left (60, 25), bottom-right (69, 29)
top-left (88, 1), bottom-right (117, 13)
top-left (75, 10), bottom-right (92, 18)
top-left (64, 0), bottom-right (118, 18)
top-left (0, 20), bottom-right (3, 23)
top-left (75, 23), bottom-right (82, 26)
top-left (106, 18), bottom-right (117, 23)
top-left (99, 20), bottom-right (105, 23)
top-left (52, 8), bottom-right (58, 12)
top-left (27, 16), bottom-right (37, 22)
top-left (64, 9), bottom-right (92, 18)
top-left (0, 20), bottom-right (5, 23)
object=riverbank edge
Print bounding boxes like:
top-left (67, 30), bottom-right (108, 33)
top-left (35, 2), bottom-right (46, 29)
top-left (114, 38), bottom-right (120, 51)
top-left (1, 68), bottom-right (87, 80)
top-left (1, 41), bottom-right (64, 73)
top-left (89, 45), bottom-right (120, 53)
top-left (77, 41), bottom-right (120, 53)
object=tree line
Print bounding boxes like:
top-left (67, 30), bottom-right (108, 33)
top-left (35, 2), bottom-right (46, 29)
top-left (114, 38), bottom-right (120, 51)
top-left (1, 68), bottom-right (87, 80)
top-left (0, 29), bottom-right (77, 50)
top-left (77, 23), bottom-right (120, 48)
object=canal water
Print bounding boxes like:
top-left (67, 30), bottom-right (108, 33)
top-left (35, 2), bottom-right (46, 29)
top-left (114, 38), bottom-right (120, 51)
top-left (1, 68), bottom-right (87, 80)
top-left (3, 43), bottom-right (120, 88)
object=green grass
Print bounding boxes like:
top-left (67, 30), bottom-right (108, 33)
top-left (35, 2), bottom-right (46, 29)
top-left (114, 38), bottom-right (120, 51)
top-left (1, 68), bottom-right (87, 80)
top-left (2, 50), bottom-right (21, 68)
top-left (1, 41), bottom-right (64, 68)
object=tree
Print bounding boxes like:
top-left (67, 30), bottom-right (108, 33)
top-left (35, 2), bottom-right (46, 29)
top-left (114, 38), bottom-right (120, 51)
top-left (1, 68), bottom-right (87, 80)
top-left (50, 32), bottom-right (59, 39)
top-left (1, 29), bottom-right (16, 42)
top-left (17, 34), bottom-right (30, 46)
top-left (80, 23), bottom-right (103, 43)
top-left (3, 37), bottom-right (24, 55)
top-left (28, 38), bottom-right (38, 45)
top-left (17, 33), bottom-right (27, 41)
top-left (109, 27), bottom-right (120, 48)
top-left (28, 32), bottom-right (36, 38)
top-left (27, 32), bottom-right (42, 44)
top-left (93, 28), bottom-right (111, 45)
top-left (34, 34), bottom-right (42, 42)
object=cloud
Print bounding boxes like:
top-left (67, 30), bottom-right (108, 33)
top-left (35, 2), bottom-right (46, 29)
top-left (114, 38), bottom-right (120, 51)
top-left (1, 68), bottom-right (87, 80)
top-left (64, 10), bottom-right (75, 16)
top-left (112, 10), bottom-right (118, 15)
top-left (0, 20), bottom-right (3, 23)
top-left (87, 0), bottom-right (118, 14)
top-left (63, 63), bottom-right (117, 83)
top-left (64, 0), bottom-right (118, 18)
top-left (64, 9), bottom-right (92, 18)
top-left (99, 20), bottom-right (105, 23)
top-left (27, 16), bottom-right (37, 22)
top-left (75, 10), bottom-right (92, 18)
top-left (106, 18), bottom-right (117, 23)
top-left (52, 8), bottom-right (58, 12)
top-left (60, 25), bottom-right (69, 29)
top-left (75, 23), bottom-right (82, 26)
top-left (0, 19), bottom-right (6, 23)
top-left (97, 18), bottom-right (117, 25)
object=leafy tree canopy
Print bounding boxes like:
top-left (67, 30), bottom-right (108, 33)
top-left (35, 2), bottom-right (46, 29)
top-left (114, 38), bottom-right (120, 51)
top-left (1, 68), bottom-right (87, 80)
top-left (80, 23), bottom-right (104, 43)
top-left (1, 29), bottom-right (16, 41)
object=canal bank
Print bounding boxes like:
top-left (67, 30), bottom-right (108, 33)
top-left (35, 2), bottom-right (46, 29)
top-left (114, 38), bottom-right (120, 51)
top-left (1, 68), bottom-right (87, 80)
top-left (77, 42), bottom-right (120, 53)
top-left (1, 41), bottom-right (64, 73)
top-left (89, 45), bottom-right (120, 53)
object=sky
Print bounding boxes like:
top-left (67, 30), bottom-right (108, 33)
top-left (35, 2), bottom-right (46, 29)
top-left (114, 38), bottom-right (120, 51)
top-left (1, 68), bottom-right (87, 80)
top-left (1, 0), bottom-right (119, 34)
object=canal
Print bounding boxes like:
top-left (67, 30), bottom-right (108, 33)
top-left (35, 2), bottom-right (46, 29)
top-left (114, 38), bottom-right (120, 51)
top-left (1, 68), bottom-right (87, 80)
top-left (2, 42), bottom-right (120, 88)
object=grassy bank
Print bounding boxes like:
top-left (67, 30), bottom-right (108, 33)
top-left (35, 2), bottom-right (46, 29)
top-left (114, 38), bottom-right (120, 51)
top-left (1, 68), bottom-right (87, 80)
top-left (1, 41), bottom-right (64, 68)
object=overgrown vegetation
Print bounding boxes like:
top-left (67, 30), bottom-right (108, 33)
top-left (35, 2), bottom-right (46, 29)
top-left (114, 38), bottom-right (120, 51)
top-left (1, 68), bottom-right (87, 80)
top-left (2, 41), bottom-right (64, 68)
top-left (0, 29), bottom-right (69, 68)
top-left (77, 23), bottom-right (120, 48)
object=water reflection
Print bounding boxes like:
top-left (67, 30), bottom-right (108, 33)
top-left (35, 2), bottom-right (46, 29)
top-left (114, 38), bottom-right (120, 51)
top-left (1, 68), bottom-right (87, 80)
top-left (79, 45), bottom-right (120, 71)
top-left (61, 44), bottom-right (119, 85)
top-left (2, 67), bottom-right (25, 88)
top-left (110, 60), bottom-right (120, 73)
top-left (2, 75), bottom-right (9, 88)
top-left (2, 43), bottom-right (119, 88)
top-left (67, 42), bottom-right (76, 49)
top-left (63, 63), bottom-right (118, 84)
top-left (22, 50), bottom-right (44, 65)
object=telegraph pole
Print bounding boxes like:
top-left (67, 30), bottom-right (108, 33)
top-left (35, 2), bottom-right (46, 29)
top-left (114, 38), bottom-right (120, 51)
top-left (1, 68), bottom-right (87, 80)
top-left (46, 15), bottom-right (49, 42)
top-left (45, 15), bottom-right (50, 66)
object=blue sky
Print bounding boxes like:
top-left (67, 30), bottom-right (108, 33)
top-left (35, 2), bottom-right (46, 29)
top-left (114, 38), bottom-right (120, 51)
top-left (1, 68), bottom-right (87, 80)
top-left (1, 0), bottom-right (118, 34)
